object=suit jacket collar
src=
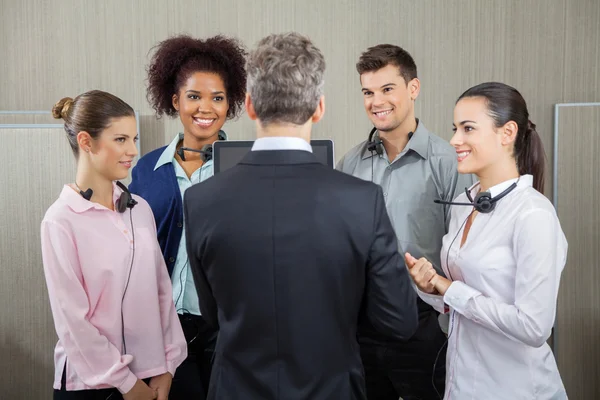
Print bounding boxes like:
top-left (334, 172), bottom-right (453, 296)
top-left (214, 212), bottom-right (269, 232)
top-left (239, 150), bottom-right (320, 166)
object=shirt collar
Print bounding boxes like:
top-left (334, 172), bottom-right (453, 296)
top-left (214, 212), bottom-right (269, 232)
top-left (61, 182), bottom-right (124, 213)
top-left (405, 121), bottom-right (430, 159)
top-left (361, 119), bottom-right (430, 160)
top-left (468, 174), bottom-right (533, 198)
top-left (251, 137), bottom-right (313, 152)
top-left (154, 131), bottom-right (228, 171)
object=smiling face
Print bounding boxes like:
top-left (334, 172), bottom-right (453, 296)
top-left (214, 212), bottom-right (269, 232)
top-left (451, 96), bottom-right (515, 177)
top-left (172, 71), bottom-right (229, 143)
top-left (85, 116), bottom-right (138, 181)
top-left (360, 64), bottom-right (419, 134)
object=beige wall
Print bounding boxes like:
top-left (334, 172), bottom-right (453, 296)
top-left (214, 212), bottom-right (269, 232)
top-left (1, 0), bottom-right (599, 398)
top-left (2, 0), bottom-right (598, 186)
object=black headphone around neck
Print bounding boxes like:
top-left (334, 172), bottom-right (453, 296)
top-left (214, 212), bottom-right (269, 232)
top-left (366, 127), bottom-right (384, 156)
top-left (434, 178), bottom-right (519, 214)
top-left (365, 127), bottom-right (415, 182)
top-left (176, 131), bottom-right (227, 162)
top-left (366, 127), bottom-right (416, 158)
top-left (77, 181), bottom-right (138, 213)
top-left (115, 181), bottom-right (138, 213)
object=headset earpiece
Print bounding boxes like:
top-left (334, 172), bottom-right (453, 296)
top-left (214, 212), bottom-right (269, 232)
top-left (473, 192), bottom-right (494, 213)
top-left (115, 181), bottom-right (138, 213)
top-left (366, 127), bottom-right (384, 156)
top-left (201, 131), bottom-right (226, 162)
top-left (200, 144), bottom-right (213, 162)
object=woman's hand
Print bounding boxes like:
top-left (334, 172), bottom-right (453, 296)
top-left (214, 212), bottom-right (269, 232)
top-left (405, 252), bottom-right (437, 293)
top-left (405, 252), bottom-right (453, 295)
top-left (149, 372), bottom-right (173, 400)
top-left (123, 379), bottom-right (158, 400)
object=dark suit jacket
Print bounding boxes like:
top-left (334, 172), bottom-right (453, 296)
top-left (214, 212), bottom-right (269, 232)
top-left (183, 150), bottom-right (418, 400)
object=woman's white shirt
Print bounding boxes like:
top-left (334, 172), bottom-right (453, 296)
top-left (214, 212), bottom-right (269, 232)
top-left (417, 174), bottom-right (568, 399)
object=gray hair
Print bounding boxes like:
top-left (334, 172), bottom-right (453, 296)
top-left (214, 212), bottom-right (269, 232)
top-left (246, 32), bottom-right (326, 126)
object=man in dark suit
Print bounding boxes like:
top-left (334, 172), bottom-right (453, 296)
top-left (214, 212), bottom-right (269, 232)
top-left (183, 32), bottom-right (418, 400)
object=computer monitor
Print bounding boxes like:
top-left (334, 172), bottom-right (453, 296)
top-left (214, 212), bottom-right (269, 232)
top-left (213, 139), bottom-right (335, 174)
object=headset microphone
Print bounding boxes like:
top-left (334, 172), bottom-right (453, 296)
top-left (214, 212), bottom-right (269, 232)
top-left (434, 179), bottom-right (519, 214)
top-left (176, 131), bottom-right (227, 162)
top-left (434, 199), bottom-right (478, 207)
top-left (177, 145), bottom-right (213, 162)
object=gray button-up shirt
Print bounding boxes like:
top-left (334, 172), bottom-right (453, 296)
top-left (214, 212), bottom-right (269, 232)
top-left (337, 121), bottom-right (475, 275)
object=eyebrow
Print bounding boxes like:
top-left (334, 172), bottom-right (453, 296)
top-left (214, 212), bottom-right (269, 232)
top-left (452, 120), bottom-right (477, 126)
top-left (186, 89), bottom-right (225, 95)
top-left (361, 83), bottom-right (396, 91)
top-left (113, 133), bottom-right (138, 139)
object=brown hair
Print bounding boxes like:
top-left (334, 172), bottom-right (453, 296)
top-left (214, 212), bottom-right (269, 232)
top-left (356, 44), bottom-right (417, 84)
top-left (52, 90), bottom-right (135, 157)
top-left (457, 82), bottom-right (546, 193)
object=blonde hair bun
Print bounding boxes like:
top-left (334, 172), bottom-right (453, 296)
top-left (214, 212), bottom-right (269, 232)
top-left (51, 97), bottom-right (74, 120)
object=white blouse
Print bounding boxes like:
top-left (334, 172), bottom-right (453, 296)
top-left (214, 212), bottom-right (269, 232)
top-left (418, 174), bottom-right (568, 399)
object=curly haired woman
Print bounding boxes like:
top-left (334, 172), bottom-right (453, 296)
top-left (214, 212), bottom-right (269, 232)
top-left (129, 34), bottom-right (247, 400)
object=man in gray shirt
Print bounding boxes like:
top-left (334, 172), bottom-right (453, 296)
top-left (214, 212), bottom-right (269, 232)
top-left (337, 44), bottom-right (474, 400)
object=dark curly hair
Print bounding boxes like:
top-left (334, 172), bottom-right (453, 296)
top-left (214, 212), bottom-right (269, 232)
top-left (146, 34), bottom-right (247, 119)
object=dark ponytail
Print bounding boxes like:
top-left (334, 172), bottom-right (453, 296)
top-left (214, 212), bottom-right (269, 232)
top-left (457, 82), bottom-right (546, 193)
top-left (515, 120), bottom-right (545, 193)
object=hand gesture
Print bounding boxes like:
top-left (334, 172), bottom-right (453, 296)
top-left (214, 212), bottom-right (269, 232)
top-left (405, 252), bottom-right (438, 294)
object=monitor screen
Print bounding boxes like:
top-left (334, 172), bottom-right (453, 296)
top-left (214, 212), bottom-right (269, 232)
top-left (213, 139), bottom-right (334, 174)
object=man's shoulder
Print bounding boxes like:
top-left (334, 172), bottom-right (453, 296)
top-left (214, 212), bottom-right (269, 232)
top-left (184, 165), bottom-right (238, 202)
top-left (423, 130), bottom-right (456, 160)
top-left (324, 164), bottom-right (380, 189)
top-left (185, 161), bottom-right (380, 198)
top-left (315, 167), bottom-right (385, 212)
top-left (337, 140), bottom-right (369, 172)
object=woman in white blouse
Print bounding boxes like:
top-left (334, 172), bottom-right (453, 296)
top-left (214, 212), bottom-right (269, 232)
top-left (406, 82), bottom-right (568, 399)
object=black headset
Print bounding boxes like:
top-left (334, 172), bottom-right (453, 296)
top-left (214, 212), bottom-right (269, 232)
top-left (366, 127), bottom-right (384, 156)
top-left (77, 181), bottom-right (138, 212)
top-left (434, 179), bottom-right (518, 214)
top-left (176, 131), bottom-right (227, 162)
top-left (115, 181), bottom-right (138, 212)
top-left (365, 127), bottom-right (414, 182)
top-left (77, 181), bottom-right (137, 355)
